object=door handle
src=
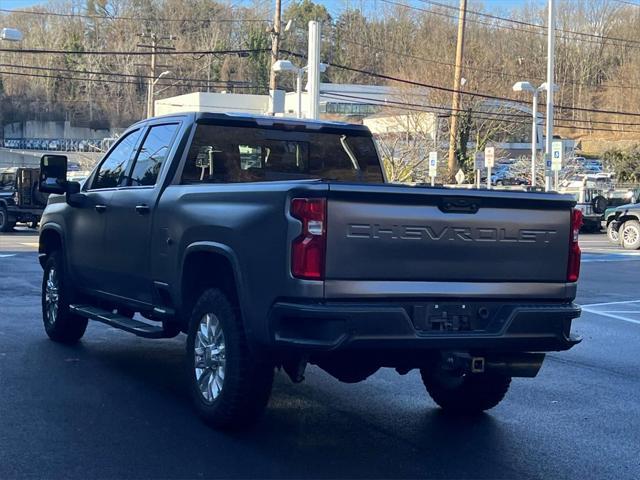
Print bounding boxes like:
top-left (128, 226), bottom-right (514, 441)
top-left (95, 204), bottom-right (107, 213)
top-left (135, 204), bottom-right (150, 215)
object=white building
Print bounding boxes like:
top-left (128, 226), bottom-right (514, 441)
top-left (154, 84), bottom-right (423, 119)
top-left (363, 113), bottom-right (438, 141)
top-left (154, 92), bottom-right (273, 117)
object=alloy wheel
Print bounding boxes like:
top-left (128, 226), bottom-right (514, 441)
top-left (194, 313), bottom-right (226, 404)
top-left (623, 224), bottom-right (639, 246)
top-left (44, 266), bottom-right (60, 327)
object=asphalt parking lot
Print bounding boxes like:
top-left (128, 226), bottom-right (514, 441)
top-left (1, 229), bottom-right (639, 479)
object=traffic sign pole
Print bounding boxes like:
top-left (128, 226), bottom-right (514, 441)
top-left (428, 152), bottom-right (438, 187)
top-left (551, 141), bottom-right (563, 191)
top-left (485, 147), bottom-right (495, 190)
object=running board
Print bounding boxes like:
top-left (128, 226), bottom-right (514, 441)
top-left (69, 304), bottom-right (168, 339)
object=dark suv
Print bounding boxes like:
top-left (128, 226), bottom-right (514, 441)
top-left (0, 167), bottom-right (47, 232)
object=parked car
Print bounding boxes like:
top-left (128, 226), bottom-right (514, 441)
top-left (0, 167), bottom-right (48, 231)
top-left (607, 203), bottom-right (640, 249)
top-left (602, 188), bottom-right (640, 242)
top-left (38, 112), bottom-right (583, 429)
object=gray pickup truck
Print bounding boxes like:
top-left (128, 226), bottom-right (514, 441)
top-left (38, 112), bottom-right (583, 429)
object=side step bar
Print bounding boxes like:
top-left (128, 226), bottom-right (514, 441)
top-left (69, 304), bottom-right (170, 339)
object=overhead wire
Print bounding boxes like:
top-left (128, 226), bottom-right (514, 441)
top-left (282, 50), bottom-right (640, 119)
top-left (381, 0), bottom-right (640, 50)
top-left (321, 92), bottom-right (640, 134)
top-left (0, 7), bottom-right (270, 23)
top-left (0, 62), bottom-right (259, 86)
top-left (0, 47), bottom-right (271, 56)
top-left (0, 69), bottom-right (268, 90)
top-left (332, 35), bottom-right (640, 92)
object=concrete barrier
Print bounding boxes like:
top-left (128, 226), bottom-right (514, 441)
top-left (0, 148), bottom-right (102, 169)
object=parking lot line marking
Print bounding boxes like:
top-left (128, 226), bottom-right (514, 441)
top-left (19, 242), bottom-right (39, 247)
top-left (0, 254), bottom-right (16, 258)
top-left (582, 300), bottom-right (640, 308)
top-left (590, 310), bottom-right (640, 315)
top-left (581, 248), bottom-right (640, 255)
top-left (582, 308), bottom-right (640, 325)
top-left (582, 299), bottom-right (640, 308)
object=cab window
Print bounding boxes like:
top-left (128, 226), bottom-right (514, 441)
top-left (181, 124), bottom-right (384, 184)
top-left (91, 129), bottom-right (143, 190)
top-left (128, 123), bottom-right (179, 187)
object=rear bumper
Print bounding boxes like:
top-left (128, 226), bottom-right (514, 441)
top-left (268, 301), bottom-right (582, 353)
top-left (7, 206), bottom-right (42, 222)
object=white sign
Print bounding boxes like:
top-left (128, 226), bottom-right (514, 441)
top-left (485, 147), bottom-right (495, 168)
top-left (428, 152), bottom-right (438, 178)
top-left (474, 152), bottom-right (485, 171)
top-left (455, 169), bottom-right (466, 185)
top-left (552, 141), bottom-right (563, 171)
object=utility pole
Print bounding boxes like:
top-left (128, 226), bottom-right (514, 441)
top-left (545, 0), bottom-right (556, 192)
top-left (137, 31), bottom-right (175, 119)
top-left (447, 0), bottom-right (468, 177)
top-left (268, 0), bottom-right (282, 115)
top-left (147, 34), bottom-right (157, 118)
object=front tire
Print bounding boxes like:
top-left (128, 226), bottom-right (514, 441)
top-left (621, 220), bottom-right (640, 250)
top-left (186, 288), bottom-right (273, 429)
top-left (42, 252), bottom-right (88, 344)
top-left (421, 369), bottom-right (511, 414)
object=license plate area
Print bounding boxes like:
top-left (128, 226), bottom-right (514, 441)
top-left (411, 302), bottom-right (504, 334)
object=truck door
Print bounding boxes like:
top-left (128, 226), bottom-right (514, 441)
top-left (67, 128), bottom-right (144, 292)
top-left (102, 122), bottom-right (181, 305)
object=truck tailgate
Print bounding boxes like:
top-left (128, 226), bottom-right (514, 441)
top-left (325, 184), bottom-right (575, 283)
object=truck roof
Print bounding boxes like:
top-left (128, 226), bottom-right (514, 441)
top-left (135, 111), bottom-right (372, 136)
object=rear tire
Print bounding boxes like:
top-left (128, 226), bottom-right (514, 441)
top-left (0, 205), bottom-right (15, 232)
top-left (42, 252), bottom-right (88, 344)
top-left (186, 288), bottom-right (274, 429)
top-left (607, 222), bottom-right (619, 244)
top-left (421, 369), bottom-right (511, 414)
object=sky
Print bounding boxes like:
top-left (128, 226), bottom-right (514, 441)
top-left (0, 0), bottom-right (540, 15)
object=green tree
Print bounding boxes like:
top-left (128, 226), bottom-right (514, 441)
top-left (282, 0), bottom-right (331, 57)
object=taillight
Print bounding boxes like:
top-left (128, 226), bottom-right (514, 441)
top-left (291, 198), bottom-right (327, 280)
top-left (567, 208), bottom-right (583, 282)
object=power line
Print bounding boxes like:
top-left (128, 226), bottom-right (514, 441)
top-left (0, 7), bottom-right (270, 23)
top-left (333, 36), bottom-right (640, 92)
top-left (0, 47), bottom-right (271, 56)
top-left (321, 92), bottom-right (640, 134)
top-left (324, 91), bottom-right (640, 128)
top-left (381, 0), bottom-right (640, 50)
top-left (0, 63), bottom-right (257, 86)
top-left (418, 0), bottom-right (640, 47)
top-left (0, 69), bottom-right (268, 90)
top-left (283, 51), bottom-right (640, 118)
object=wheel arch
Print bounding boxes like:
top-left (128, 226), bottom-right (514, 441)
top-left (38, 223), bottom-right (65, 268)
top-left (180, 242), bottom-right (246, 329)
top-left (619, 213), bottom-right (640, 225)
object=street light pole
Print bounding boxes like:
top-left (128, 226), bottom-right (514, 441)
top-left (545, 0), bottom-right (556, 191)
top-left (147, 71), bottom-right (171, 118)
top-left (514, 81), bottom-right (559, 188)
top-left (307, 21), bottom-right (321, 120)
top-left (272, 60), bottom-right (327, 119)
top-left (296, 69), bottom-right (303, 119)
top-left (531, 89), bottom-right (539, 187)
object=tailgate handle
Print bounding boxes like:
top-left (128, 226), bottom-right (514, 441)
top-left (439, 198), bottom-right (480, 214)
